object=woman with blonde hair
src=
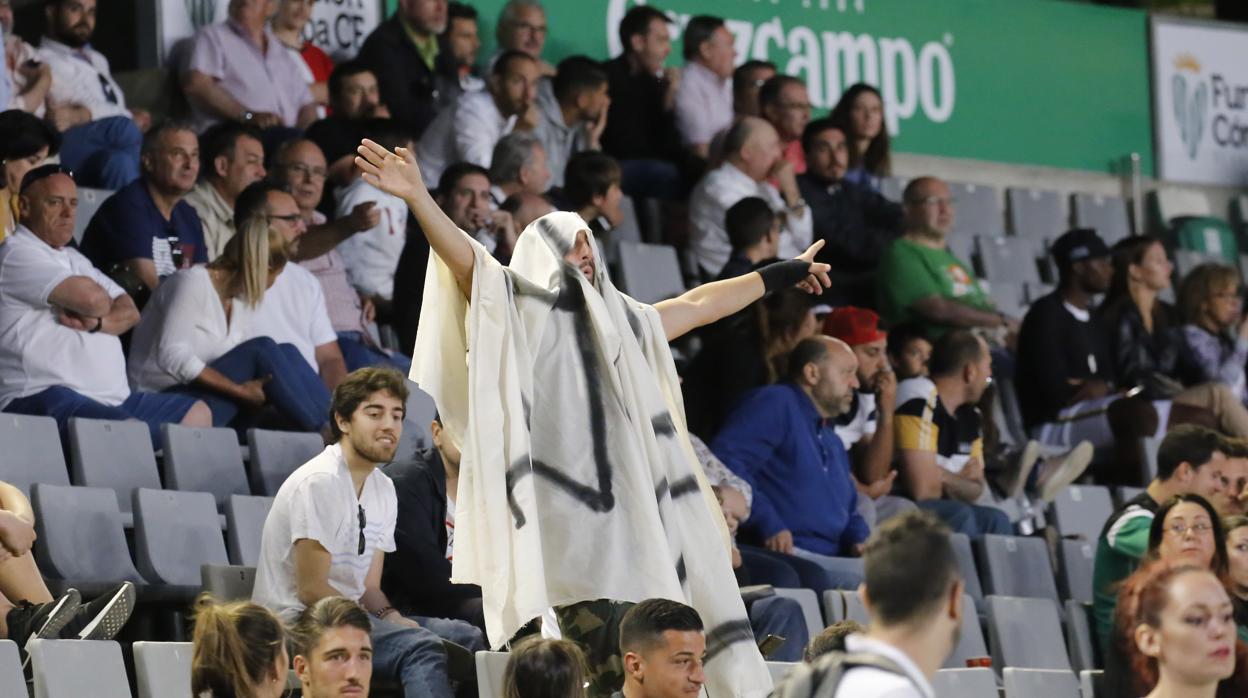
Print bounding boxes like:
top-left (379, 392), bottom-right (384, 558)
top-left (1180, 263), bottom-right (1248, 407)
top-left (191, 594), bottom-right (288, 698)
top-left (127, 181), bottom-right (331, 432)
top-left (501, 637), bottom-right (590, 698)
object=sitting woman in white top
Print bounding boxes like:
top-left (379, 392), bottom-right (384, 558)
top-left (127, 181), bottom-right (331, 433)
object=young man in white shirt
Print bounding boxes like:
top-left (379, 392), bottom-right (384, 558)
top-left (251, 367), bottom-right (484, 698)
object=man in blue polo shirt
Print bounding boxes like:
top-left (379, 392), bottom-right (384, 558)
top-left (79, 121), bottom-right (208, 296)
top-left (713, 335), bottom-right (869, 588)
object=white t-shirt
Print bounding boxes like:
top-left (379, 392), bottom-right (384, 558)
top-left (252, 444), bottom-right (398, 621)
top-left (250, 263), bottom-right (337, 371)
top-left (335, 178), bottom-right (410, 301)
top-left (833, 634), bottom-right (935, 698)
top-left (835, 392), bottom-right (878, 447)
top-left (0, 227), bottom-right (130, 408)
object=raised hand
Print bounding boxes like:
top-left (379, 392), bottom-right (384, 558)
top-left (795, 239), bottom-right (832, 294)
top-left (356, 139), bottom-right (428, 204)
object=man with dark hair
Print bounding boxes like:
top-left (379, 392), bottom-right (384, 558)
top-left (253, 367), bottom-right (484, 698)
top-left (292, 597), bottom-right (375, 698)
top-left (887, 323), bottom-right (931, 381)
top-left (674, 15), bottom-right (734, 159)
top-left (489, 132), bottom-right (550, 202)
top-left (306, 62), bottom-right (390, 188)
top-left (183, 122), bottom-right (266, 260)
top-left (732, 60), bottom-right (777, 119)
top-left (759, 75), bottom-right (811, 173)
top-left (500, 192), bottom-right (555, 233)
top-left (536, 56), bottom-right (610, 188)
top-left (357, 0), bottom-right (447, 138)
top-left (616, 598), bottom-right (707, 698)
top-left (717, 196), bottom-right (778, 280)
top-left (80, 122), bottom-right (208, 295)
top-left (773, 511), bottom-right (963, 698)
top-left (1092, 423), bottom-right (1229, 647)
top-left (797, 118), bottom-right (902, 308)
top-left (435, 3), bottom-right (483, 110)
top-left (713, 336), bottom-right (870, 589)
top-left (564, 151), bottom-right (624, 234)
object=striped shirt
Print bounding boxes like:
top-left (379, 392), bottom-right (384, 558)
top-left (894, 377), bottom-right (983, 474)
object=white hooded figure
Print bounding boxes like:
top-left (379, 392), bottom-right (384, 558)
top-left (356, 139), bottom-right (831, 698)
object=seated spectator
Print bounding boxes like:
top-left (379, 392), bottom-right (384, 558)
top-left (713, 336), bottom-right (870, 589)
top-left (500, 191), bottom-right (555, 232)
top-left (1225, 516), bottom-right (1248, 638)
top-left (0, 4), bottom-right (51, 115)
top-left (417, 50), bottom-right (540, 188)
top-left (563, 151), bottom-right (623, 239)
top-left (0, 165), bottom-right (210, 444)
top-left (1181, 263), bottom-right (1248, 406)
top-left (717, 196), bottom-right (779, 281)
top-left (273, 139), bottom-right (410, 374)
top-left (79, 121), bottom-right (207, 296)
top-left (489, 0), bottom-right (555, 76)
top-left (732, 60), bottom-right (777, 120)
top-left (803, 619), bottom-right (865, 662)
top-left (893, 330), bottom-right (1012, 538)
top-left (126, 187), bottom-right (330, 433)
top-left (271, 0), bottom-right (333, 113)
top-left (759, 76), bottom-right (811, 173)
top-left (1093, 424), bottom-right (1230, 648)
top-left (356, 0), bottom-right (444, 139)
top-left (382, 414), bottom-right (485, 630)
top-left (305, 62), bottom-right (390, 189)
top-left (182, 0), bottom-right (317, 132)
top-left (797, 118), bottom-right (903, 308)
top-left (0, 109), bottom-right (58, 241)
top-left (291, 597), bottom-right (375, 698)
top-left (191, 594), bottom-right (289, 698)
top-left (434, 2), bottom-right (483, 111)
top-left (1148, 494), bottom-right (1228, 573)
top-left (1101, 236), bottom-right (1248, 438)
top-left (536, 55), bottom-right (609, 188)
top-left (877, 177), bottom-right (1012, 337)
top-left (489, 132), bottom-right (551, 203)
top-left (252, 368), bottom-right (484, 697)
top-left (771, 512), bottom-right (963, 698)
top-left (689, 117), bottom-right (811, 277)
top-left (618, 599), bottom-right (707, 698)
top-left (38, 0), bottom-right (146, 190)
top-left (503, 637), bottom-right (589, 698)
top-left (1220, 439), bottom-right (1248, 517)
top-left (184, 122), bottom-right (267, 260)
top-left (886, 322), bottom-right (931, 381)
top-left (674, 15), bottom-right (734, 160)
top-left (828, 83), bottom-right (890, 191)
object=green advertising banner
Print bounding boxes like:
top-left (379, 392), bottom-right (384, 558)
top-left (389, 0), bottom-right (1154, 175)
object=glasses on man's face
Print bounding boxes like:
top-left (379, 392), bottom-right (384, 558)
top-left (281, 162), bottom-right (327, 181)
top-left (1166, 521), bottom-right (1212, 537)
top-left (358, 504), bottom-right (367, 555)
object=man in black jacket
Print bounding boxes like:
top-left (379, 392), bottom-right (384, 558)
top-left (356, 0), bottom-right (447, 140)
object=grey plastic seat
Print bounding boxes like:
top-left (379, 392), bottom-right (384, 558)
top-left (617, 241), bottom-right (685, 304)
top-left (396, 384), bottom-right (438, 462)
top-left (1080, 669), bottom-right (1103, 698)
top-left (32, 483), bottom-right (145, 586)
top-left (986, 595), bottom-right (1072, 671)
top-left (1008, 187), bottom-right (1065, 240)
top-left (774, 587), bottom-right (824, 639)
top-left (0, 413), bottom-right (69, 496)
top-left (161, 424), bottom-right (250, 507)
top-left (73, 187), bottom-right (112, 244)
top-left (134, 641), bottom-right (193, 698)
top-left (201, 564), bottom-right (256, 602)
top-left (1065, 600), bottom-right (1098, 675)
top-left (29, 639), bottom-right (130, 698)
top-left (879, 176), bottom-right (907, 202)
top-left (979, 534), bottom-right (1059, 600)
top-left (989, 280), bottom-right (1027, 319)
top-left (68, 417), bottom-right (161, 520)
top-left (1072, 193), bottom-right (1131, 244)
top-left (1116, 486), bottom-right (1145, 507)
top-left (949, 533), bottom-right (985, 606)
top-left (944, 594), bottom-right (990, 669)
top-left (932, 667), bottom-right (997, 698)
top-left (976, 235), bottom-right (1041, 283)
top-left (947, 233), bottom-right (979, 273)
top-left (247, 429), bottom-right (325, 496)
top-left (821, 589), bottom-right (843, 624)
top-left (476, 650), bottom-right (509, 698)
top-left (1058, 540), bottom-right (1096, 604)
top-left (1003, 667), bottom-right (1080, 698)
top-left (225, 494), bottom-right (274, 566)
top-left (1051, 485), bottom-right (1114, 543)
top-left (843, 589), bottom-right (870, 624)
top-left (1173, 249), bottom-right (1217, 278)
top-left (1025, 281), bottom-right (1055, 304)
top-left (0, 640), bottom-right (24, 697)
top-left (134, 488), bottom-right (229, 586)
top-left (949, 181), bottom-right (1004, 239)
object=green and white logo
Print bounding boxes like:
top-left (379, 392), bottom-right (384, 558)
top-left (1172, 54), bottom-right (1208, 160)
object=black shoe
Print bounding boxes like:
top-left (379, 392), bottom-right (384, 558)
top-left (7, 589), bottom-right (81, 667)
top-left (59, 582), bottom-right (136, 640)
top-left (441, 640), bottom-right (476, 683)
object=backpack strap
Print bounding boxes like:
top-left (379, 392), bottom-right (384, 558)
top-left (770, 649), bottom-right (922, 698)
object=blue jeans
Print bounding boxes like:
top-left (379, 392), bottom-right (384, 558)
top-left (4, 385), bottom-right (199, 448)
top-left (370, 616), bottom-right (453, 698)
top-left (789, 548), bottom-right (866, 591)
top-left (338, 331), bottom-right (412, 373)
top-left (58, 116), bottom-right (141, 189)
top-left (738, 545), bottom-right (852, 595)
top-left (748, 595), bottom-right (809, 662)
top-left (916, 499), bottom-right (1013, 538)
top-left (168, 337), bottom-right (330, 431)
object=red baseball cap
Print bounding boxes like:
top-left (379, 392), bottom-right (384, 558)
top-left (822, 307), bottom-right (887, 346)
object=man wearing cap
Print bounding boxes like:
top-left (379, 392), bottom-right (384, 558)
top-left (824, 307), bottom-right (918, 529)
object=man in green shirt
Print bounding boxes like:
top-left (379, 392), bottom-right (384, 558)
top-left (877, 177), bottom-right (1017, 338)
top-left (1091, 424), bottom-right (1229, 650)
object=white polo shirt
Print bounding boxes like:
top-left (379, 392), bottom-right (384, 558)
top-left (0, 227), bottom-right (130, 408)
top-left (38, 37), bottom-right (132, 122)
top-left (252, 444), bottom-right (397, 621)
top-left (250, 263), bottom-right (338, 372)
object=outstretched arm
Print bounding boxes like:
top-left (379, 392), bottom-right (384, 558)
top-left (355, 139), bottom-right (477, 298)
top-left (655, 240), bottom-right (831, 341)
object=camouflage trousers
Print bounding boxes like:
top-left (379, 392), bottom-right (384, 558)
top-left (555, 599), bottom-right (635, 698)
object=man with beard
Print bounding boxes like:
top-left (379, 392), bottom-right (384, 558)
top-left (305, 62), bottom-right (392, 190)
top-left (356, 0), bottom-right (445, 138)
top-left (252, 367), bottom-right (484, 698)
top-left (534, 55), bottom-right (609, 189)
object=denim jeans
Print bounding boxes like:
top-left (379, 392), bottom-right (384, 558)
top-left (789, 548), bottom-right (866, 591)
top-left (748, 595), bottom-right (809, 662)
top-left (3, 385), bottom-right (199, 448)
top-left (738, 545), bottom-right (857, 595)
top-left (338, 331), bottom-right (412, 373)
top-left (58, 116), bottom-right (141, 189)
top-left (916, 499), bottom-right (1013, 538)
top-left (370, 616), bottom-right (453, 698)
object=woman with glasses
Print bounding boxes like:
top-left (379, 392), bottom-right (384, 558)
top-left (1180, 263), bottom-right (1248, 408)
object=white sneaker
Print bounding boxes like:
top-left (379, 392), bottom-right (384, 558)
top-left (1036, 441), bottom-right (1094, 503)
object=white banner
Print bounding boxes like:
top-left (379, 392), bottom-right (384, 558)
top-left (159, 0), bottom-right (383, 64)
top-left (1151, 17), bottom-right (1248, 187)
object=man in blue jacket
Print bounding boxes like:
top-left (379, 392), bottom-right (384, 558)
top-left (712, 335), bottom-right (869, 588)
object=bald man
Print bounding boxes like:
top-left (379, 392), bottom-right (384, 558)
top-left (711, 335), bottom-right (870, 589)
top-left (689, 116), bottom-right (812, 279)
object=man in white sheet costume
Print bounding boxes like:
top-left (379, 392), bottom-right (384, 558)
top-left (355, 139), bottom-right (830, 698)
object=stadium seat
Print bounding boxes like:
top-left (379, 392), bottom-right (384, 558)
top-left (932, 667), bottom-right (996, 698)
top-left (821, 589), bottom-right (843, 624)
top-left (988, 280), bottom-right (1027, 319)
top-left (1003, 667), bottom-right (1080, 698)
top-left (766, 661), bottom-right (799, 684)
top-left (396, 384), bottom-right (438, 463)
top-left (843, 589), bottom-right (870, 624)
top-left (1080, 669), bottom-right (1103, 698)
top-left (0, 640), bottom-right (23, 697)
top-left (949, 533), bottom-right (985, 606)
top-left (29, 639), bottom-right (130, 698)
top-left (161, 424), bottom-right (250, 507)
top-left (1071, 193), bottom-right (1131, 244)
top-left (32, 483), bottom-right (145, 589)
top-left (976, 235), bottom-right (1041, 283)
top-left (72, 187), bottom-right (112, 245)
top-left (134, 641), bottom-right (193, 698)
top-left (947, 232), bottom-right (979, 273)
top-left (985, 595), bottom-right (1072, 671)
top-left (774, 587), bottom-right (824, 640)
top-left (1065, 600), bottom-right (1099, 674)
top-left (880, 175), bottom-right (907, 202)
top-left (475, 650), bottom-right (509, 698)
top-left (1050, 485), bottom-right (1113, 543)
top-left (1173, 249), bottom-right (1220, 279)
top-left (948, 181), bottom-right (1004, 239)
top-left (201, 564), bottom-right (256, 602)
top-left (615, 194), bottom-right (643, 246)
top-left (1057, 540), bottom-right (1096, 604)
top-left (225, 494), bottom-right (274, 566)
top-left (68, 417), bottom-right (161, 522)
top-left (617, 241), bottom-right (686, 305)
top-left (134, 488), bottom-right (229, 587)
top-left (1116, 486), bottom-right (1145, 507)
top-left (1007, 187), bottom-right (1065, 241)
top-left (0, 413), bottom-right (69, 495)
top-left (1148, 188), bottom-right (1213, 230)
top-left (1171, 217), bottom-right (1238, 265)
top-left (247, 429), bottom-right (325, 496)
top-left (836, 590), bottom-right (985, 669)
top-left (1024, 281), bottom-right (1055, 305)
top-left (978, 535), bottom-right (1059, 601)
